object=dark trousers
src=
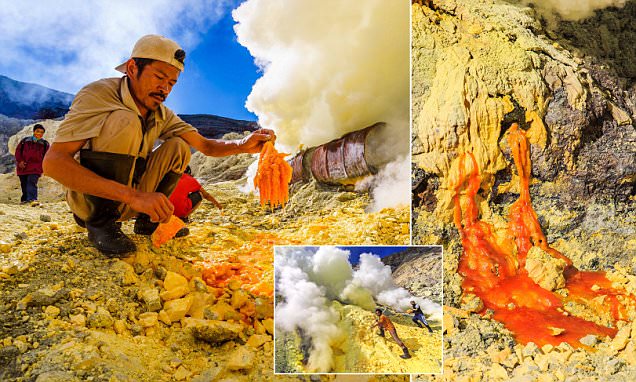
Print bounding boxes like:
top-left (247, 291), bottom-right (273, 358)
top-left (413, 313), bottom-right (433, 332)
top-left (19, 174), bottom-right (40, 202)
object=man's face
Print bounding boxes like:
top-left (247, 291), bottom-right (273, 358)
top-left (127, 60), bottom-right (180, 116)
top-left (33, 129), bottom-right (44, 139)
top-left (375, 310), bottom-right (381, 316)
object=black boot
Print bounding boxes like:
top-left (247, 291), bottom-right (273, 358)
top-left (400, 347), bottom-right (411, 359)
top-left (425, 324), bottom-right (433, 333)
top-left (87, 220), bottom-right (136, 256)
top-left (79, 150), bottom-right (137, 257)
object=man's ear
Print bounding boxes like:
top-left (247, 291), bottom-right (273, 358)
top-left (125, 59), bottom-right (137, 77)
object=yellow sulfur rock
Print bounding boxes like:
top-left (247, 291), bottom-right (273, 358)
top-left (164, 295), bottom-right (193, 322)
top-left (163, 271), bottom-right (189, 291)
top-left (226, 346), bottom-right (255, 371)
top-left (262, 318), bottom-right (274, 335)
top-left (246, 334), bottom-right (270, 349)
top-left (160, 286), bottom-right (189, 301)
top-left (138, 312), bottom-right (159, 328)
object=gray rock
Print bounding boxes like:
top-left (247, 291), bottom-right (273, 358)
top-left (39, 214), bottom-right (51, 222)
top-left (87, 308), bottom-right (114, 329)
top-left (31, 287), bottom-right (68, 307)
top-left (579, 334), bottom-right (598, 347)
top-left (14, 232), bottom-right (28, 240)
top-left (141, 288), bottom-right (162, 312)
top-left (189, 319), bottom-right (243, 344)
top-left (522, 342), bottom-right (540, 357)
top-left (35, 371), bottom-right (81, 382)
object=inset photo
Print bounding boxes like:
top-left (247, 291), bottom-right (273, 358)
top-left (274, 245), bottom-right (443, 374)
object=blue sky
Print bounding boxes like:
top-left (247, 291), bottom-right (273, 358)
top-left (164, 10), bottom-right (259, 120)
top-left (0, 0), bottom-right (259, 121)
top-left (342, 246), bottom-right (412, 265)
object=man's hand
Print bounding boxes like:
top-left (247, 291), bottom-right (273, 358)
top-left (238, 128), bottom-right (276, 154)
top-left (127, 191), bottom-right (174, 223)
top-left (17, 161), bottom-right (27, 169)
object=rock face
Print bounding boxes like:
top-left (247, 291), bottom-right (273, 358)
top-left (381, 246), bottom-right (443, 305)
top-left (412, 1), bottom-right (636, 381)
top-left (411, 0), bottom-right (635, 222)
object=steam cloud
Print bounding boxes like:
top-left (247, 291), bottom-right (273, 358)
top-left (275, 246), bottom-right (442, 372)
top-left (233, 1), bottom-right (409, 208)
top-left (233, 0), bottom-right (409, 153)
top-left (0, 0), bottom-right (234, 94)
top-left (356, 155), bottom-right (410, 212)
top-left (520, 0), bottom-right (627, 21)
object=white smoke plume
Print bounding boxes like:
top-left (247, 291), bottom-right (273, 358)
top-left (356, 156), bottom-right (411, 212)
top-left (350, 253), bottom-right (442, 320)
top-left (520, 0), bottom-right (627, 21)
top-left (0, 0), bottom-right (234, 94)
top-left (232, 0), bottom-right (410, 155)
top-left (275, 247), bottom-right (343, 372)
top-left (275, 246), bottom-right (442, 372)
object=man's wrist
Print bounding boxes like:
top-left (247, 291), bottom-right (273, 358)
top-left (121, 187), bottom-right (137, 205)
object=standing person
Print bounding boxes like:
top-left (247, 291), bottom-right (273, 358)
top-left (43, 34), bottom-right (274, 257)
top-left (371, 308), bottom-right (411, 359)
top-left (408, 300), bottom-right (433, 333)
top-left (15, 124), bottom-right (49, 204)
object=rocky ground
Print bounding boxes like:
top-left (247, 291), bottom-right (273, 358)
top-left (275, 302), bottom-right (442, 374)
top-left (411, 0), bottom-right (636, 381)
top-left (0, 149), bottom-right (409, 381)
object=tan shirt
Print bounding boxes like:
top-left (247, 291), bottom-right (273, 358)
top-left (56, 76), bottom-right (196, 158)
top-left (55, 76), bottom-right (196, 221)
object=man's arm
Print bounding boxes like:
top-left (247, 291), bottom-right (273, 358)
top-left (179, 129), bottom-right (275, 157)
top-left (43, 141), bottom-right (174, 223)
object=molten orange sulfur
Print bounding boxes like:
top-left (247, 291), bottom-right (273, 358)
top-left (151, 215), bottom-right (186, 247)
top-left (254, 141), bottom-right (293, 209)
top-left (452, 124), bottom-right (633, 347)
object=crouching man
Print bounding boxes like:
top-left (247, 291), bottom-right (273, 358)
top-left (43, 34), bottom-right (273, 257)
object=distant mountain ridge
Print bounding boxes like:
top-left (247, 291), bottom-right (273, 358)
top-left (178, 114), bottom-right (258, 139)
top-left (0, 75), bottom-right (73, 119)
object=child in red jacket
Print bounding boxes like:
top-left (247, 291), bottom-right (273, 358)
top-left (15, 124), bottom-right (49, 203)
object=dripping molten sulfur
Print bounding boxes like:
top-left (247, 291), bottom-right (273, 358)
top-left (452, 123), bottom-right (633, 347)
top-left (254, 141), bottom-right (293, 209)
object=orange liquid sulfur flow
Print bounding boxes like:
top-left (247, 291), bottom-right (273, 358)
top-left (254, 141), bottom-right (293, 209)
top-left (453, 124), bottom-right (633, 347)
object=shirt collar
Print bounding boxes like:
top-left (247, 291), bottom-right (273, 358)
top-left (120, 76), bottom-right (166, 121)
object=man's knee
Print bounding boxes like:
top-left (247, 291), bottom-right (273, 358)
top-left (155, 137), bottom-right (191, 172)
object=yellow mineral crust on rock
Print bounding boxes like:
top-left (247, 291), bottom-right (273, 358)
top-left (411, 1), bottom-right (589, 222)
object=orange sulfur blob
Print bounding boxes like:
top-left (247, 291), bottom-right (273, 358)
top-left (254, 141), bottom-right (293, 209)
top-left (151, 215), bottom-right (185, 247)
top-left (201, 232), bottom-right (296, 299)
top-left (452, 123), bottom-right (634, 348)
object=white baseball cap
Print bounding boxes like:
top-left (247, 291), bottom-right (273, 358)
top-left (115, 34), bottom-right (185, 74)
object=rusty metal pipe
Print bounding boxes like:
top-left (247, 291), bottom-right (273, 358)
top-left (289, 122), bottom-right (390, 185)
